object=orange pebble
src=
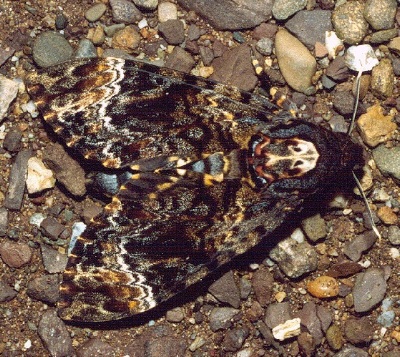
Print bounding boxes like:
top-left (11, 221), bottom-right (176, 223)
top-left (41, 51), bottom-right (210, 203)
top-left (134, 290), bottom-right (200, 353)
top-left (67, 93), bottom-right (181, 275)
top-left (307, 276), bottom-right (339, 298)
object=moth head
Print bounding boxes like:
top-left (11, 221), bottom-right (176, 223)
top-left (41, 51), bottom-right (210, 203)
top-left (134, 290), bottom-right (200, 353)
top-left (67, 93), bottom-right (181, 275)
top-left (248, 120), bottom-right (364, 198)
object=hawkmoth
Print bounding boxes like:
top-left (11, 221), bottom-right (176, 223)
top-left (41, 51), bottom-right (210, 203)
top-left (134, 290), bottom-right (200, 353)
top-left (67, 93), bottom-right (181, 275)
top-left (26, 57), bottom-right (363, 322)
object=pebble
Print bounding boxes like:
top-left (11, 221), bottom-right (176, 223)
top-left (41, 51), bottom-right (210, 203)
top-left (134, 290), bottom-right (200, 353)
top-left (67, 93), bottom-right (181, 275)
top-left (210, 44), bottom-right (258, 92)
top-left (272, 318), bottom-right (301, 341)
top-left (0, 75), bottom-right (19, 122)
top-left (370, 28), bottom-right (398, 44)
top-left (165, 307), bottom-right (184, 323)
top-left (0, 241), bottom-right (32, 268)
top-left (252, 23), bottom-right (278, 40)
top-left (76, 338), bottom-right (115, 357)
top-left (89, 25), bottom-right (106, 45)
top-left (164, 46), bottom-right (195, 73)
top-left (177, 0), bottom-right (273, 31)
top-left (0, 46), bottom-right (15, 67)
top-left (112, 26), bottom-right (141, 52)
top-left (373, 145), bottom-right (400, 183)
top-left (272, 0), bottom-right (306, 21)
top-left (301, 213), bottom-right (327, 242)
top-left (332, 1), bottom-right (369, 45)
top-left (55, 12), bottom-right (68, 30)
top-left (27, 274), bottom-right (60, 305)
top-left (4, 149), bottom-right (32, 210)
top-left (32, 32), bottom-right (73, 67)
top-left (356, 103), bottom-right (396, 147)
top-left (199, 46), bottom-right (214, 66)
top-left (146, 336), bottom-right (186, 356)
top-left (353, 267), bottom-right (387, 312)
top-left (264, 302), bottom-right (292, 329)
top-left (158, 19), bottom-right (185, 45)
top-left (110, 0), bottom-right (143, 24)
top-left (269, 237), bottom-right (318, 278)
top-left (343, 317), bottom-right (374, 344)
top-left (343, 231), bottom-right (377, 261)
top-left (275, 29), bottom-right (316, 94)
top-left (325, 56), bottom-right (350, 82)
top-left (387, 225), bottom-right (400, 245)
top-left (208, 270), bottom-right (241, 308)
top-left (0, 281), bottom-right (18, 302)
top-left (43, 142), bottom-right (86, 196)
top-left (326, 324), bottom-right (343, 351)
top-left (104, 23), bottom-right (126, 37)
top-left (0, 207), bottom-right (8, 236)
top-left (332, 91), bottom-right (356, 116)
top-left (40, 216), bottom-right (66, 241)
top-left (38, 310), bottom-right (74, 357)
top-left (26, 157), bottom-right (55, 194)
top-left (371, 58), bottom-right (394, 98)
top-left (363, 0), bottom-right (397, 30)
top-left (75, 39), bottom-right (97, 58)
top-left (255, 37), bottom-right (273, 56)
top-left (332, 346), bottom-right (369, 357)
top-left (326, 261), bottom-right (363, 278)
top-left (377, 206), bottom-right (397, 225)
top-left (84, 3), bottom-right (107, 22)
top-left (246, 301), bottom-right (263, 322)
top-left (222, 327), bottom-right (249, 352)
top-left (209, 307), bottom-right (240, 331)
top-left (133, 0), bottom-right (158, 11)
top-left (285, 10), bottom-right (332, 49)
top-left (40, 244), bottom-right (68, 273)
top-left (239, 276), bottom-right (252, 300)
top-left (158, 2), bottom-right (178, 22)
top-left (3, 127), bottom-right (22, 152)
top-left (251, 266), bottom-right (273, 306)
top-left (307, 276), bottom-right (339, 298)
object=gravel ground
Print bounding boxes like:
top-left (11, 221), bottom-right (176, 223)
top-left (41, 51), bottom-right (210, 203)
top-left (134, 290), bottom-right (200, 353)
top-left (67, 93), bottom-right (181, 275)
top-left (0, 1), bottom-right (399, 356)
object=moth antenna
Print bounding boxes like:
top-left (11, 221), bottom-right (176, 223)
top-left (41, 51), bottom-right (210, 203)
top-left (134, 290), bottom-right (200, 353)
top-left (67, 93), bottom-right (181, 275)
top-left (352, 171), bottom-right (381, 240)
top-left (347, 70), bottom-right (362, 135)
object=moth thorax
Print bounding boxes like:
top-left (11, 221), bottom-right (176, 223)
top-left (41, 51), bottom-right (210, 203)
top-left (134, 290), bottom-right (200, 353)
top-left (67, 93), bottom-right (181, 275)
top-left (249, 134), bottom-right (320, 185)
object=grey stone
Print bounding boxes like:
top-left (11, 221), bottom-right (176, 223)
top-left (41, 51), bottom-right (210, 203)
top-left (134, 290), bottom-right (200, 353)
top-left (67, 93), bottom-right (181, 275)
top-left (373, 145), bottom-right (400, 183)
top-left (264, 302), bottom-right (292, 329)
top-left (85, 3), bottom-right (107, 22)
top-left (0, 207), bottom-right (9, 236)
top-left (0, 281), bottom-right (17, 302)
top-left (364, 0), bottom-right (397, 30)
top-left (3, 127), bottom-right (22, 152)
top-left (158, 19), bottom-right (185, 45)
top-left (32, 32), bottom-right (73, 67)
top-left (343, 231), bottom-right (377, 261)
top-left (301, 213), bottom-right (327, 242)
top-left (75, 39), bottom-right (97, 58)
top-left (208, 270), bottom-right (240, 308)
top-left (110, 0), bottom-right (143, 24)
top-left (76, 338), bottom-right (115, 357)
top-left (209, 307), bottom-right (240, 331)
top-left (272, 0), bottom-right (307, 21)
top-left (133, 0), bottom-right (158, 10)
top-left (165, 46), bottom-right (195, 73)
top-left (40, 244), bottom-right (68, 273)
top-left (388, 225), bottom-right (400, 245)
top-left (27, 274), bottom-right (60, 305)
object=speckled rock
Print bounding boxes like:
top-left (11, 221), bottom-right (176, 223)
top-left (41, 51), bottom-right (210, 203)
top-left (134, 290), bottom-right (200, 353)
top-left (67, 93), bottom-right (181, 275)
top-left (133, 0), bottom-right (158, 11)
top-left (371, 58), bottom-right (394, 99)
top-left (272, 0), bottom-right (306, 21)
top-left (40, 244), bottom-right (68, 273)
top-left (275, 29), bottom-right (316, 94)
top-left (370, 28), bottom-right (398, 44)
top-left (84, 3), bottom-right (107, 22)
top-left (251, 266), bottom-right (274, 306)
top-left (332, 1), bottom-right (369, 44)
top-left (344, 317), bottom-right (374, 344)
top-left (165, 46), bottom-right (195, 73)
top-left (343, 231), bottom-right (377, 261)
top-left (27, 274), bottom-right (60, 305)
top-left (0, 281), bottom-right (17, 302)
top-left (301, 213), bottom-right (327, 242)
top-left (326, 324), bottom-right (343, 351)
top-left (112, 26), bottom-right (141, 52)
top-left (110, 0), bottom-right (143, 24)
top-left (373, 145), bottom-right (400, 183)
top-left (388, 225), bottom-right (400, 245)
top-left (76, 338), bottom-right (115, 357)
top-left (209, 307), bottom-right (240, 331)
top-left (364, 0), bottom-right (397, 30)
top-left (0, 241), bottom-right (32, 268)
top-left (264, 302), bottom-right (292, 329)
top-left (158, 19), bottom-right (185, 45)
top-left (75, 38), bottom-right (97, 58)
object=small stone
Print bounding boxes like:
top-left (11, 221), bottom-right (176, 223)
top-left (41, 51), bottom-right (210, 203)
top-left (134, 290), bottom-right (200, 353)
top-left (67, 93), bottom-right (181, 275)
top-left (40, 217), bottom-right (65, 241)
top-left (333, 346), bottom-right (369, 357)
top-left (255, 38), bottom-right (273, 56)
top-left (246, 301), bottom-right (264, 322)
top-left (55, 13), bottom-right (68, 30)
top-left (90, 25), bottom-right (106, 45)
top-left (307, 276), bottom-right (339, 298)
top-left (0, 207), bottom-right (8, 236)
top-left (301, 213), bottom-right (327, 242)
top-left (76, 338), bottom-right (115, 357)
top-left (272, 0), bottom-right (307, 21)
top-left (272, 318), bottom-right (301, 341)
top-left (264, 302), bottom-right (292, 329)
top-left (222, 327), bottom-right (249, 352)
top-left (104, 24), bottom-right (126, 37)
top-left (275, 29), bottom-right (316, 94)
top-left (32, 32), bottom-right (73, 67)
top-left (373, 145), bottom-right (400, 183)
top-left (326, 56), bottom-right (350, 82)
top-left (112, 26), bottom-right (141, 52)
top-left (298, 332), bottom-right (315, 356)
top-left (364, 0), bottom-right (397, 30)
top-left (239, 276), bottom-right (252, 300)
top-left (0, 75), bottom-right (19, 122)
top-left (166, 307), bottom-right (184, 323)
top-left (353, 267), bottom-right (387, 312)
top-left (40, 244), bottom-right (68, 273)
top-left (343, 231), bottom-right (377, 261)
top-left (75, 39), bottom-right (97, 58)
top-left (133, 0), bottom-right (158, 11)
top-left (251, 266), bottom-right (274, 306)
top-left (326, 261), bottom-right (363, 278)
top-left (3, 127), bottom-right (22, 152)
top-left (357, 104), bottom-right (396, 147)
top-left (4, 149), bottom-right (32, 210)
top-left (85, 3), bottom-right (107, 22)
top-left (344, 317), bottom-right (374, 344)
top-left (158, 2), bottom-right (178, 22)
top-left (110, 0), bottom-right (143, 24)
top-left (0, 241), bottom-right (32, 268)
top-left (158, 19), bottom-right (185, 45)
top-left (27, 274), bottom-right (60, 305)
top-left (326, 324), bottom-right (343, 351)
top-left (188, 337), bottom-right (205, 352)
top-left (209, 307), bottom-right (240, 331)
top-left (332, 1), bottom-right (369, 45)
top-left (388, 225), bottom-right (400, 245)
top-left (0, 281), bottom-right (18, 302)
top-left (38, 310), bottom-right (74, 357)
top-left (26, 157), bottom-right (55, 194)
top-left (377, 206), bottom-right (397, 225)
top-left (370, 28), bottom-right (398, 44)
top-left (371, 58), bottom-right (394, 99)
top-left (165, 47), bottom-right (195, 73)
top-left (209, 270), bottom-right (240, 308)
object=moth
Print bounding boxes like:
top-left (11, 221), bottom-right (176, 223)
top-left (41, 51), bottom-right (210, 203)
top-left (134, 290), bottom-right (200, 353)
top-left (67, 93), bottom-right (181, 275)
top-left (26, 57), bottom-right (363, 322)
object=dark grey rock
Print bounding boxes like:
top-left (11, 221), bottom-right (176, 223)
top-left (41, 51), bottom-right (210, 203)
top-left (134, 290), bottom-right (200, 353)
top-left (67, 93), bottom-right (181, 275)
top-left (285, 10), bottom-right (332, 48)
top-left (333, 346), bottom-right (369, 357)
top-left (40, 217), bottom-right (65, 241)
top-left (158, 19), bottom-right (185, 45)
top-left (27, 274), bottom-right (60, 305)
top-left (110, 0), bottom-right (143, 24)
top-left (301, 213), bottom-right (327, 242)
top-left (55, 13), bottom-right (68, 30)
top-left (165, 47), bottom-right (195, 73)
top-left (187, 24), bottom-right (201, 41)
top-left (85, 3), bottom-right (107, 22)
top-left (239, 276), bottom-right (252, 300)
top-left (177, 0), bottom-right (273, 31)
top-left (222, 327), bottom-right (249, 352)
top-left (209, 307), bottom-right (240, 331)
top-left (32, 32), bottom-right (73, 67)
top-left (208, 270), bottom-right (240, 308)
top-left (343, 231), bottom-right (377, 261)
top-left (326, 56), bottom-right (350, 81)
top-left (146, 335), bottom-right (187, 357)
top-left (332, 91), bottom-right (355, 116)
top-left (4, 149), bottom-right (32, 210)
top-left (0, 281), bottom-right (17, 302)
top-left (272, 0), bottom-right (307, 21)
top-left (353, 267), bottom-right (387, 312)
top-left (165, 307), bottom-right (184, 323)
top-left (3, 127), bottom-right (22, 152)
top-left (370, 28), bottom-right (398, 44)
top-left (344, 317), bottom-right (374, 344)
top-left (40, 244), bottom-right (68, 273)
top-left (251, 266), bottom-right (274, 306)
top-left (264, 302), bottom-right (292, 329)
top-left (133, 0), bottom-right (158, 11)
top-left (0, 207), bottom-right (9, 236)
top-left (0, 46), bottom-right (15, 67)
top-left (38, 310), bottom-right (74, 357)
top-left (75, 39), bottom-right (97, 58)
top-left (199, 46), bottom-right (214, 66)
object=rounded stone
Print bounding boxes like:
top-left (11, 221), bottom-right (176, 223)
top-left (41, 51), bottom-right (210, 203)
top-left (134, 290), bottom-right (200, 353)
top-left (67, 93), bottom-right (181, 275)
top-left (84, 3), bottom-right (107, 22)
top-left (32, 32), bottom-right (73, 67)
top-left (364, 0), bottom-right (397, 30)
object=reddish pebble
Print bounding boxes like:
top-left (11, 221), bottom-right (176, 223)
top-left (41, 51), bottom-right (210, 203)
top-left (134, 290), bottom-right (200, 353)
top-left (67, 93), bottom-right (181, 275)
top-left (0, 241), bottom-right (32, 268)
top-left (307, 276), bottom-right (339, 298)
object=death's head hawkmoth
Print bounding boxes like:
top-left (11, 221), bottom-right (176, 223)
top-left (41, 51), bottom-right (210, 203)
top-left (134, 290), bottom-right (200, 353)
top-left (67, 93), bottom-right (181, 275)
top-left (26, 57), bottom-right (363, 322)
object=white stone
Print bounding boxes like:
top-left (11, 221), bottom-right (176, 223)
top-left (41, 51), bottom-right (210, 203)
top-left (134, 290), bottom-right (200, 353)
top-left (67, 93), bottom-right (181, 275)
top-left (272, 318), bottom-right (301, 341)
top-left (158, 2), bottom-right (177, 22)
top-left (26, 157), bottom-right (56, 194)
top-left (0, 75), bottom-right (19, 121)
